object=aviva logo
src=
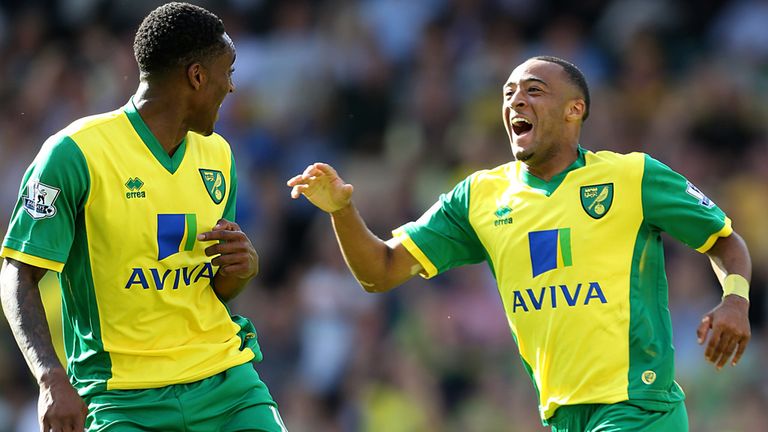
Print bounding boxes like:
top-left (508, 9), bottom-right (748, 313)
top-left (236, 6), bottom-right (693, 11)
top-left (528, 228), bottom-right (572, 277)
top-left (157, 213), bottom-right (197, 260)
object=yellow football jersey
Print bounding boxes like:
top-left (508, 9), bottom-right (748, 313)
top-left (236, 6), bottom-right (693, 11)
top-left (395, 147), bottom-right (731, 421)
top-left (2, 100), bottom-right (260, 395)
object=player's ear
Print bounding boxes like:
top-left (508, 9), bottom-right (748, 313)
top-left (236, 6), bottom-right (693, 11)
top-left (186, 63), bottom-right (206, 90)
top-left (566, 99), bottom-right (586, 123)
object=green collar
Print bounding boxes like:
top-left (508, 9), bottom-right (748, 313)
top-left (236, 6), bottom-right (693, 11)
top-left (520, 146), bottom-right (587, 196)
top-left (124, 99), bottom-right (187, 174)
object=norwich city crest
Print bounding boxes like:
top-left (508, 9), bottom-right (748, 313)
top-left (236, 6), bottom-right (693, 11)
top-left (199, 169), bottom-right (226, 204)
top-left (580, 183), bottom-right (613, 219)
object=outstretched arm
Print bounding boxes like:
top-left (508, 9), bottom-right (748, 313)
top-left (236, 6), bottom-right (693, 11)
top-left (0, 258), bottom-right (87, 431)
top-left (697, 232), bottom-right (752, 369)
top-left (287, 163), bottom-right (422, 292)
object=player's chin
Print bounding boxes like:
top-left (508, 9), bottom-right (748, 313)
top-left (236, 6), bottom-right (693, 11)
top-left (199, 123), bottom-right (216, 136)
top-left (511, 144), bottom-right (532, 162)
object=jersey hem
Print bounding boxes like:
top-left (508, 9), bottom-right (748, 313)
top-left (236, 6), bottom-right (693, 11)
top-left (542, 390), bottom-right (629, 421)
top-left (543, 388), bottom-right (684, 422)
top-left (0, 246), bottom-right (65, 272)
top-left (103, 350), bottom-right (255, 391)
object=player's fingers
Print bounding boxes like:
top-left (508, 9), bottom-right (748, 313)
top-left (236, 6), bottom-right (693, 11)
top-left (286, 174), bottom-right (304, 187)
top-left (342, 183), bottom-right (354, 196)
top-left (715, 336), bottom-right (736, 369)
top-left (198, 229), bottom-right (244, 242)
top-left (217, 262), bottom-right (250, 277)
top-left (314, 162), bottom-right (338, 177)
top-left (204, 240), bottom-right (250, 257)
top-left (301, 165), bottom-right (325, 179)
top-left (214, 219), bottom-right (240, 231)
top-left (696, 315), bottom-right (711, 344)
top-left (704, 326), bottom-right (723, 362)
top-left (290, 184), bottom-right (310, 199)
top-left (731, 338), bottom-right (749, 366)
top-left (211, 252), bottom-right (248, 267)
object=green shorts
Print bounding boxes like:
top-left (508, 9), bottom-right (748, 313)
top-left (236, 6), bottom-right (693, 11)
top-left (85, 363), bottom-right (286, 432)
top-left (548, 400), bottom-right (688, 432)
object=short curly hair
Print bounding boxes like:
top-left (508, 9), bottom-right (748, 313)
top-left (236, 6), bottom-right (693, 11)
top-left (133, 2), bottom-right (228, 75)
top-left (531, 55), bottom-right (591, 122)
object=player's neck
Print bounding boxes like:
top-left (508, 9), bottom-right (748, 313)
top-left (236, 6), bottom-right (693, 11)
top-left (132, 84), bottom-right (188, 156)
top-left (523, 145), bottom-right (579, 182)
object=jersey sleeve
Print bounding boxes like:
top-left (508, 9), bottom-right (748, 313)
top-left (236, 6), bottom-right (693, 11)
top-left (641, 154), bottom-right (731, 253)
top-left (222, 150), bottom-right (237, 221)
top-left (1, 135), bottom-right (90, 272)
top-left (392, 176), bottom-right (486, 278)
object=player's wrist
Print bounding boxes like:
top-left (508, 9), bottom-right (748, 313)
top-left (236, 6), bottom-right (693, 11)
top-left (722, 273), bottom-right (749, 302)
top-left (37, 366), bottom-right (69, 387)
top-left (330, 201), bottom-right (353, 216)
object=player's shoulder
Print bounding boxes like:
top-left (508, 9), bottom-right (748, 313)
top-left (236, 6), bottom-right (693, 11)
top-left (469, 162), bottom-right (516, 184)
top-left (586, 148), bottom-right (647, 167)
top-left (60, 108), bottom-right (126, 139)
top-left (187, 130), bottom-right (233, 155)
top-left (40, 108), bottom-right (126, 154)
top-left (36, 110), bottom-right (119, 157)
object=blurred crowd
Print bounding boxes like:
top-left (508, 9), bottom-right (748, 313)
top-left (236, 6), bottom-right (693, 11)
top-left (0, 0), bottom-right (767, 431)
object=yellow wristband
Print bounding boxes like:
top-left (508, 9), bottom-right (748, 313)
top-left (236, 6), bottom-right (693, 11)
top-left (723, 274), bottom-right (750, 301)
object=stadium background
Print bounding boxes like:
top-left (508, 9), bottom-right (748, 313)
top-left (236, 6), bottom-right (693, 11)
top-left (0, 0), bottom-right (766, 430)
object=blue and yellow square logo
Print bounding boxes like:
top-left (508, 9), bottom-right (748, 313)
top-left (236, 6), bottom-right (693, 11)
top-left (157, 214), bottom-right (197, 260)
top-left (528, 228), bottom-right (572, 277)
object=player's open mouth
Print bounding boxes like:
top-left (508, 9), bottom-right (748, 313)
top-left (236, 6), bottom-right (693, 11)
top-left (511, 117), bottom-right (533, 135)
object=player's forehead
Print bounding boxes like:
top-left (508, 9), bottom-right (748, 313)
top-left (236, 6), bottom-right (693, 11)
top-left (504, 59), bottom-right (564, 88)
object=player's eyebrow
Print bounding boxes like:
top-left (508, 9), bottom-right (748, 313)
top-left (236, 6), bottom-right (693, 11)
top-left (504, 77), bottom-right (548, 89)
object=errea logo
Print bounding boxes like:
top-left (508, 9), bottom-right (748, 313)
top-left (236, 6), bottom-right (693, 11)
top-left (125, 177), bottom-right (146, 199)
top-left (494, 205), bottom-right (513, 226)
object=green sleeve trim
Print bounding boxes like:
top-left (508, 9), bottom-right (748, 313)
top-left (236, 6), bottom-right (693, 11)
top-left (222, 151), bottom-right (237, 221)
top-left (397, 176), bottom-right (486, 275)
top-left (641, 154), bottom-right (728, 250)
top-left (2, 135), bottom-right (90, 264)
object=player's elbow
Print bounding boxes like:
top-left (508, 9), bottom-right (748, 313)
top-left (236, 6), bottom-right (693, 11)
top-left (356, 278), bottom-right (395, 294)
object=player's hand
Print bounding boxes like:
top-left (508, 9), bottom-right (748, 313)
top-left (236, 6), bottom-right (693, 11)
top-left (38, 367), bottom-right (87, 432)
top-left (696, 294), bottom-right (750, 370)
top-left (286, 163), bottom-right (353, 213)
top-left (198, 219), bottom-right (258, 280)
